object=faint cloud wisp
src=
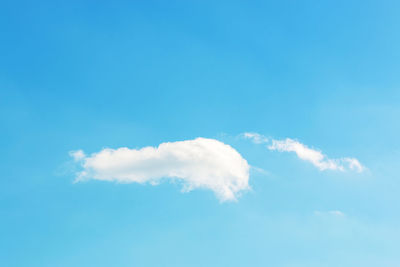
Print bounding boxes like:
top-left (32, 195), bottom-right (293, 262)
top-left (242, 132), bottom-right (365, 172)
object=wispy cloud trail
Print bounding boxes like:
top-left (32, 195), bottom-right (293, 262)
top-left (243, 132), bottom-right (364, 172)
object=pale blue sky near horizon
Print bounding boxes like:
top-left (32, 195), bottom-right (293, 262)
top-left (1, 1), bottom-right (400, 266)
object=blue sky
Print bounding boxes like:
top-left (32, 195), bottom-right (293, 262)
top-left (1, 0), bottom-right (400, 266)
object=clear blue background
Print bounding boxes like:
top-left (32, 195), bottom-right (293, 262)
top-left (1, 1), bottom-right (400, 266)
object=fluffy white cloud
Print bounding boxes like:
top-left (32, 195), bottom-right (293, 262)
top-left (70, 138), bottom-right (250, 201)
top-left (268, 138), bottom-right (364, 172)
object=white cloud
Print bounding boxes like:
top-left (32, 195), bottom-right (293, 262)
top-left (69, 150), bottom-right (86, 161)
top-left (268, 138), bottom-right (364, 172)
top-left (242, 132), bottom-right (269, 144)
top-left (343, 158), bottom-right (364, 172)
top-left (70, 138), bottom-right (250, 202)
top-left (242, 132), bottom-right (364, 172)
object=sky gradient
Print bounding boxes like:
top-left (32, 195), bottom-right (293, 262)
top-left (1, 1), bottom-right (400, 266)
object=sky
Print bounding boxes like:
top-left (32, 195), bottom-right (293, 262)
top-left (1, 0), bottom-right (400, 266)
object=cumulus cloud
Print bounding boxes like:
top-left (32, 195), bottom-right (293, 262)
top-left (268, 138), bottom-right (364, 172)
top-left (70, 138), bottom-right (250, 202)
